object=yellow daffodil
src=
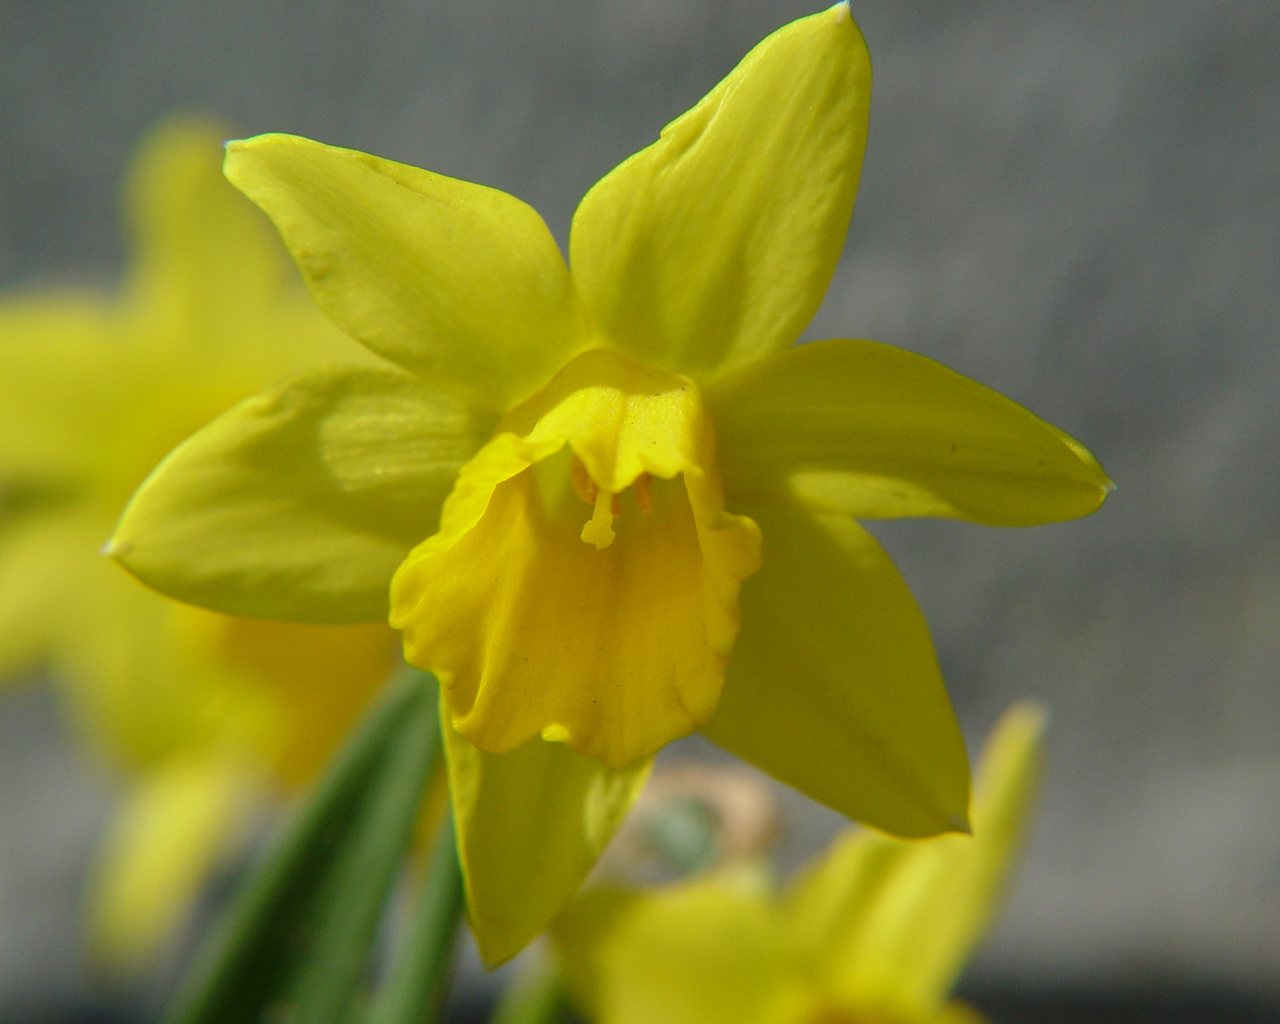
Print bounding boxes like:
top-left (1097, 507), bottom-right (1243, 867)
top-left (555, 704), bottom-right (1045, 1024)
top-left (0, 117), bottom-right (396, 974)
top-left (109, 5), bottom-right (1109, 963)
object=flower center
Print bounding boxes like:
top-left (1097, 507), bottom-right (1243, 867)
top-left (389, 348), bottom-right (762, 767)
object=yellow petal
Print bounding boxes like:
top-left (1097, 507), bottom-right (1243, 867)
top-left (58, 548), bottom-right (392, 793)
top-left (784, 705), bottom-right (1045, 1015)
top-left (123, 116), bottom-right (289, 354)
top-left (554, 878), bottom-right (795, 1024)
top-left (551, 887), bottom-right (640, 1016)
top-left (110, 366), bottom-right (487, 623)
top-left (87, 753), bottom-right (256, 977)
top-left (224, 134), bottom-right (591, 411)
top-left (781, 827), bottom-right (904, 962)
top-left (54, 562), bottom-right (272, 770)
top-left (0, 293), bottom-right (124, 483)
top-left (570, 4), bottom-right (869, 380)
top-left (700, 505), bottom-right (970, 838)
top-left (0, 512), bottom-right (89, 680)
top-left (392, 349), bottom-right (761, 767)
top-left (845, 704), bottom-right (1045, 1010)
top-left (709, 339), bottom-right (1112, 526)
top-left (175, 611), bottom-right (399, 788)
top-left (933, 1003), bottom-right (991, 1024)
top-left (442, 706), bottom-right (651, 965)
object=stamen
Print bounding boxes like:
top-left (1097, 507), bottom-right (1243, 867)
top-left (634, 472), bottom-right (653, 514)
top-left (581, 486), bottom-right (617, 549)
top-left (570, 455), bottom-right (597, 505)
top-left (571, 454), bottom-right (637, 548)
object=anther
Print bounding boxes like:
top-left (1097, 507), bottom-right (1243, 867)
top-left (570, 455), bottom-right (597, 505)
top-left (633, 472), bottom-right (653, 514)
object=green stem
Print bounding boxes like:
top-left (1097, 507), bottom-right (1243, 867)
top-left (288, 679), bottom-right (443, 1024)
top-left (164, 670), bottom-right (432, 1024)
top-left (487, 955), bottom-right (566, 1024)
top-left (365, 812), bottom-right (466, 1024)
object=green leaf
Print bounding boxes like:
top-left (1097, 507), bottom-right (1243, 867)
top-left (288, 675), bottom-right (444, 1024)
top-left (487, 955), bottom-right (566, 1024)
top-left (163, 668), bottom-right (439, 1024)
top-left (365, 815), bottom-right (465, 1024)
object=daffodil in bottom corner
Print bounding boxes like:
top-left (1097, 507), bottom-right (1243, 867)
top-left (110, 4), bottom-right (1109, 964)
top-left (555, 705), bottom-right (1046, 1024)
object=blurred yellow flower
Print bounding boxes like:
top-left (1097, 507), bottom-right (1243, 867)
top-left (555, 704), bottom-right (1046, 1024)
top-left (0, 118), bottom-right (395, 975)
top-left (110, 5), bottom-right (1107, 962)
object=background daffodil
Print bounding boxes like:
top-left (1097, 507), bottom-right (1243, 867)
top-left (110, 4), bottom-right (1109, 963)
top-left (0, 117), bottom-right (396, 975)
top-left (554, 703), bottom-right (1046, 1024)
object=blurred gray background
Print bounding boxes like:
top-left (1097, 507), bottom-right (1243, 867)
top-left (2, 0), bottom-right (1278, 1020)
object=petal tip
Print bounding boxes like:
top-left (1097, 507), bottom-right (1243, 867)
top-left (101, 537), bottom-right (131, 559)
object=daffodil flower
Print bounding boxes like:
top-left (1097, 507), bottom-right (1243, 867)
top-left (0, 118), bottom-right (395, 974)
top-left (554, 704), bottom-right (1046, 1024)
top-left (110, 5), bottom-right (1108, 962)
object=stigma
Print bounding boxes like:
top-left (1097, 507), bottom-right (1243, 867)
top-left (571, 454), bottom-right (652, 549)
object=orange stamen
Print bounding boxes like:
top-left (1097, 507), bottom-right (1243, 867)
top-left (570, 454), bottom-right (597, 505)
top-left (634, 472), bottom-right (653, 514)
top-left (570, 455), bottom-right (646, 547)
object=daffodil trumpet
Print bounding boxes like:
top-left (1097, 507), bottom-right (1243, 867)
top-left (110, 3), bottom-right (1110, 963)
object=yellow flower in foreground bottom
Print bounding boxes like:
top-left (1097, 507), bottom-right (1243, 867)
top-left (110, 5), bottom-right (1108, 962)
top-left (555, 705), bottom-right (1045, 1024)
top-left (0, 118), bottom-right (394, 973)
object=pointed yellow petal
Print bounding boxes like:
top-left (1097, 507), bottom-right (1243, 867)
top-left (54, 563), bottom-right (272, 770)
top-left (87, 754), bottom-right (255, 976)
top-left (224, 134), bottom-right (590, 411)
top-left (0, 512), bottom-right (89, 679)
top-left (552, 887), bottom-right (641, 1018)
top-left (0, 293), bottom-right (124, 483)
top-left (789, 706), bottom-right (1045, 1015)
top-left (933, 1003), bottom-right (992, 1024)
top-left (709, 338), bottom-right (1112, 526)
top-left (123, 116), bottom-right (289, 352)
top-left (443, 709), bottom-right (651, 965)
top-left (183, 614), bottom-right (399, 788)
top-left (570, 4), bottom-right (869, 380)
top-left (110, 366), bottom-right (487, 623)
top-left (555, 879), bottom-right (794, 1024)
top-left (392, 349), bottom-right (761, 767)
top-left (781, 826), bottom-right (905, 961)
top-left (700, 505), bottom-right (970, 838)
top-left (850, 704), bottom-right (1045, 1009)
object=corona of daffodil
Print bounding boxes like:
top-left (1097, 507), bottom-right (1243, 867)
top-left (110, 5), bottom-right (1109, 962)
top-left (0, 119), bottom-right (395, 974)
top-left (554, 704), bottom-right (1045, 1024)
